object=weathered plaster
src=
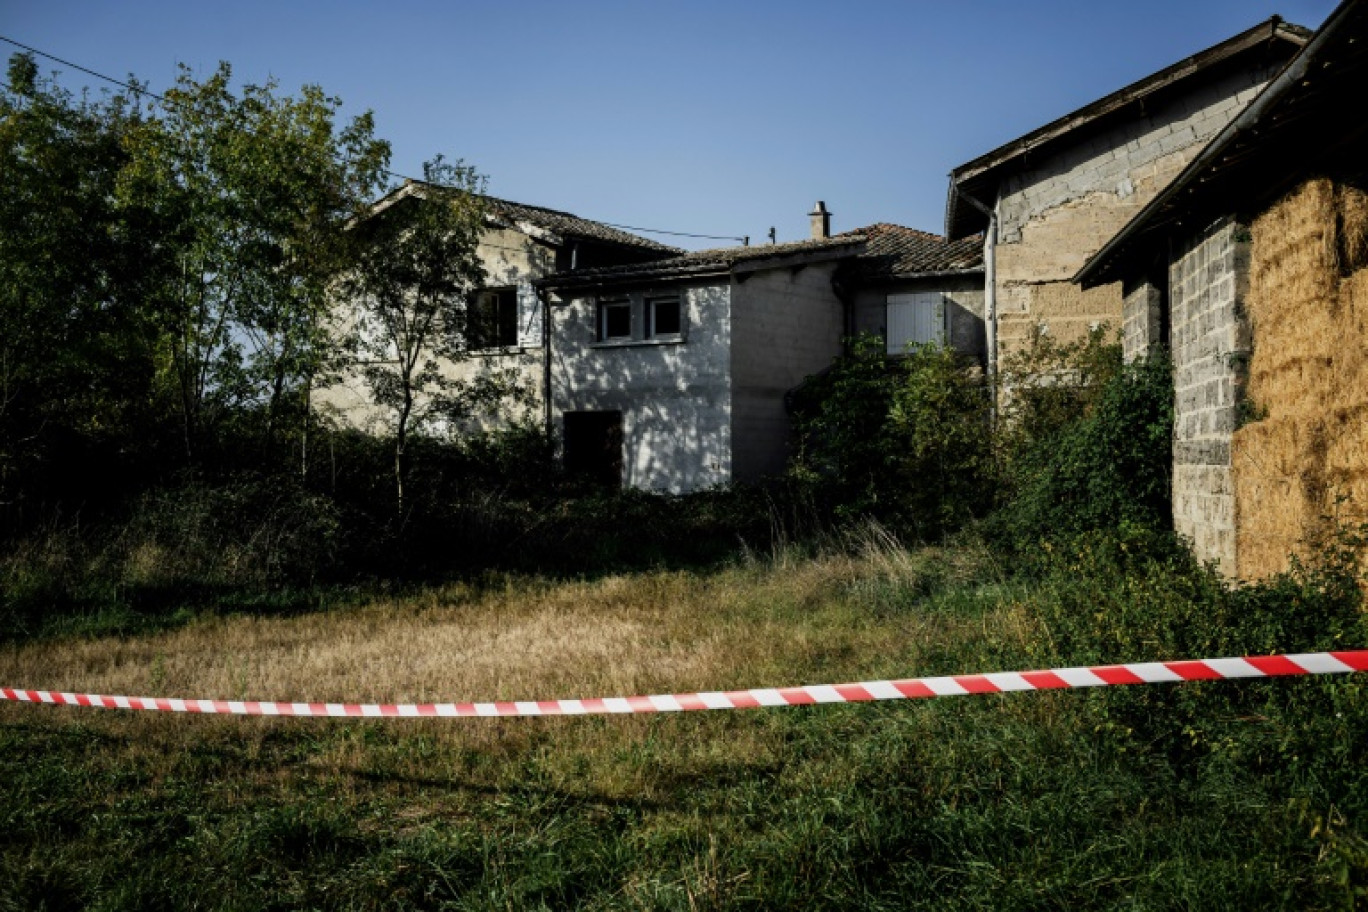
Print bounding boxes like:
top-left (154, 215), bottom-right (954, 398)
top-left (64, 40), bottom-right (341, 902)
top-left (992, 66), bottom-right (1277, 354)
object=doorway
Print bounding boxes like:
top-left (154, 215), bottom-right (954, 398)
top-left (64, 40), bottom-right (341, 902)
top-left (562, 410), bottom-right (623, 487)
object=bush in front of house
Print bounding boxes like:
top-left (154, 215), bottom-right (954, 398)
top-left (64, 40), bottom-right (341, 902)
top-left (988, 330), bottom-right (1174, 553)
top-left (788, 334), bottom-right (996, 540)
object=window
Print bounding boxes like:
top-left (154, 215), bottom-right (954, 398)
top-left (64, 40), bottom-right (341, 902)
top-left (645, 294), bottom-right (681, 338)
top-left (886, 292), bottom-right (946, 354)
top-left (467, 287), bottom-right (519, 350)
top-left (594, 291), bottom-right (686, 344)
top-left (598, 296), bottom-right (632, 341)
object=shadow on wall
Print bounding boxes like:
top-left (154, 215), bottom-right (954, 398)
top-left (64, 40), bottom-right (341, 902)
top-left (551, 284), bottom-right (732, 494)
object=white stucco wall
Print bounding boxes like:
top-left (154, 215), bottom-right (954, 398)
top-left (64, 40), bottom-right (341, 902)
top-left (550, 282), bottom-right (733, 493)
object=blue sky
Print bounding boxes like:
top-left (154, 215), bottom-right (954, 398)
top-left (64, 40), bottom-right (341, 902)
top-left (0, 1), bottom-right (1336, 249)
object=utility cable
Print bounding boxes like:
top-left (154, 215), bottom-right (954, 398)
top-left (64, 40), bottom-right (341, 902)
top-left (0, 33), bottom-right (746, 245)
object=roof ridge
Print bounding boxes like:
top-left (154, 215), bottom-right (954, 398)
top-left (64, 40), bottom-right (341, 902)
top-left (484, 195), bottom-right (586, 221)
top-left (844, 222), bottom-right (948, 241)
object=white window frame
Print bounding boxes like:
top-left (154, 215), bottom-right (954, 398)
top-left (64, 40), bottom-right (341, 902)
top-left (886, 292), bottom-right (947, 354)
top-left (597, 296), bottom-right (632, 341)
top-left (643, 293), bottom-right (682, 340)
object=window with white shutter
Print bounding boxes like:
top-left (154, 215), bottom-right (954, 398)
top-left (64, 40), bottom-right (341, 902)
top-left (886, 292), bottom-right (946, 354)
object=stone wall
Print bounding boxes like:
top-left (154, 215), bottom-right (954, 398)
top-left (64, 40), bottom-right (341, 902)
top-left (994, 65), bottom-right (1276, 356)
top-left (1121, 274), bottom-right (1164, 362)
top-left (1168, 216), bottom-right (1249, 575)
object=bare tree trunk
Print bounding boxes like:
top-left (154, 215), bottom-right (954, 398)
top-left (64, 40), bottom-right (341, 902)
top-left (300, 375), bottom-right (310, 482)
top-left (394, 386), bottom-right (412, 516)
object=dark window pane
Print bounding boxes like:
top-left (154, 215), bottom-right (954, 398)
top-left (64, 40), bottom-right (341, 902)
top-left (601, 300), bottom-right (631, 339)
top-left (469, 287), bottom-right (518, 349)
top-left (650, 296), bottom-right (680, 336)
top-left (497, 289), bottom-right (518, 346)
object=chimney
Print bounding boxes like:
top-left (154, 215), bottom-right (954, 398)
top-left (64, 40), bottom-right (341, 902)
top-left (809, 201), bottom-right (832, 240)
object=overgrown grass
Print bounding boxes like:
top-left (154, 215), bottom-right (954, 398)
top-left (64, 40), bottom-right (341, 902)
top-left (2, 530), bottom-right (1366, 910)
top-left (0, 475), bottom-right (808, 644)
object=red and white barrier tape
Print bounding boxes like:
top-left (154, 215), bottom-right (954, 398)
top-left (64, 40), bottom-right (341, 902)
top-left (4, 650), bottom-right (1367, 718)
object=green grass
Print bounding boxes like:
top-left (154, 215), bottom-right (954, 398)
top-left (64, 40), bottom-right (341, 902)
top-left (2, 535), bottom-right (1367, 910)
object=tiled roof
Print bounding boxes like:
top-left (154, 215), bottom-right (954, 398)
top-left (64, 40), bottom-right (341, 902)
top-left (369, 181), bottom-right (681, 254)
top-left (483, 196), bottom-right (682, 254)
top-left (540, 235), bottom-right (866, 288)
top-left (840, 223), bottom-right (983, 279)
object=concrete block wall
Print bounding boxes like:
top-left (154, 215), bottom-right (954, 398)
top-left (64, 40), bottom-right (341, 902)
top-left (994, 65), bottom-right (1275, 355)
top-left (1121, 275), bottom-right (1164, 362)
top-left (550, 282), bottom-right (733, 493)
top-left (1169, 216), bottom-right (1249, 575)
top-left (730, 262), bottom-right (846, 480)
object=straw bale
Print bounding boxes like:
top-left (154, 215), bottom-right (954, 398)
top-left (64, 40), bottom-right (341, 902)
top-left (1342, 267), bottom-right (1368, 363)
top-left (1247, 179), bottom-right (1339, 331)
top-left (1325, 406), bottom-right (1368, 497)
top-left (1234, 418), bottom-right (1316, 578)
top-left (1341, 184), bottom-right (1368, 274)
top-left (1233, 179), bottom-right (1368, 579)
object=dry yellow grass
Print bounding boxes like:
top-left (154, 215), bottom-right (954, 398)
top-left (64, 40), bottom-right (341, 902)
top-left (0, 544), bottom-right (1025, 783)
top-left (3, 565), bottom-right (883, 703)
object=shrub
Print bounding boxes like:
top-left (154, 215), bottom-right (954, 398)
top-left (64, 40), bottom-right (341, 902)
top-left (1028, 520), bottom-right (1368, 786)
top-left (117, 475), bottom-right (343, 587)
top-left (991, 330), bottom-right (1173, 550)
top-left (789, 334), bottom-right (994, 539)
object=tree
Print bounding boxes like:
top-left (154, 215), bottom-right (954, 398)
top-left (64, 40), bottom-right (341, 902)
top-left (341, 157), bottom-right (526, 513)
top-left (0, 53), bottom-right (160, 523)
top-left (117, 62), bottom-right (390, 463)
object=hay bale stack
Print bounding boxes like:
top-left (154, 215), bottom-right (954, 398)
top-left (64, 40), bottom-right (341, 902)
top-left (1342, 184), bottom-right (1368, 273)
top-left (1243, 180), bottom-right (1339, 417)
top-left (1234, 178), bottom-right (1368, 580)
top-left (1234, 418), bottom-right (1314, 575)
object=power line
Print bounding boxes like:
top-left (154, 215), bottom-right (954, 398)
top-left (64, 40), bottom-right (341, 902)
top-left (596, 222), bottom-right (744, 243)
top-left (0, 34), bottom-right (167, 105)
top-left (0, 33), bottom-right (747, 245)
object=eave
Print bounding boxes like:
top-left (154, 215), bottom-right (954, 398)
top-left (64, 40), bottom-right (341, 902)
top-left (944, 17), bottom-right (1310, 239)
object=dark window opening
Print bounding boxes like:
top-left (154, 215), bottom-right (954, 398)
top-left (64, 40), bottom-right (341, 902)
top-left (563, 410), bottom-right (623, 487)
top-left (468, 287), bottom-right (519, 350)
top-left (646, 294), bottom-right (681, 338)
top-left (598, 298), bottom-right (631, 341)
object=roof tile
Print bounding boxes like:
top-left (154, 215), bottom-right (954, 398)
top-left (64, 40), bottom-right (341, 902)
top-left (484, 196), bottom-right (682, 253)
top-left (841, 223), bottom-right (983, 279)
